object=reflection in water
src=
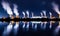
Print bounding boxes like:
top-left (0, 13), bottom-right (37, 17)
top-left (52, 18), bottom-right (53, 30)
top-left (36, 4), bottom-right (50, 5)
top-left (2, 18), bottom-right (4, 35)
top-left (0, 21), bottom-right (59, 36)
top-left (26, 22), bottom-right (29, 31)
top-left (43, 22), bottom-right (47, 29)
top-left (22, 22), bottom-right (25, 29)
top-left (2, 22), bottom-right (13, 36)
top-left (40, 21), bottom-right (44, 29)
top-left (32, 21), bottom-right (41, 30)
top-left (13, 22), bottom-right (19, 36)
top-left (34, 24), bottom-right (37, 30)
top-left (53, 25), bottom-right (60, 36)
top-left (49, 22), bottom-right (52, 29)
top-left (22, 22), bottom-right (29, 31)
top-left (32, 23), bottom-right (37, 31)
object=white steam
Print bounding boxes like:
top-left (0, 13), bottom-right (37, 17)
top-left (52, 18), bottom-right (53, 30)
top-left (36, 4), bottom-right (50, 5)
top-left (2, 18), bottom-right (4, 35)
top-left (42, 10), bottom-right (46, 16)
top-left (52, 2), bottom-right (60, 14)
top-left (22, 12), bottom-right (25, 18)
top-left (1, 1), bottom-right (13, 17)
top-left (49, 12), bottom-right (52, 18)
top-left (13, 4), bottom-right (19, 16)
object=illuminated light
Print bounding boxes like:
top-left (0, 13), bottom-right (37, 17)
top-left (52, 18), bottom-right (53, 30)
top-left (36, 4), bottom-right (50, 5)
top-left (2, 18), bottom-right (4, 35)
top-left (51, 16), bottom-right (56, 23)
top-left (11, 21), bottom-right (15, 24)
top-left (2, 17), bottom-right (6, 19)
top-left (8, 15), bottom-right (15, 19)
top-left (11, 15), bottom-right (15, 19)
top-left (31, 16), bottom-right (42, 18)
top-left (31, 12), bottom-right (42, 18)
top-left (59, 14), bottom-right (60, 26)
top-left (2, 17), bottom-right (6, 23)
top-left (16, 22), bottom-right (19, 24)
top-left (59, 14), bottom-right (60, 18)
top-left (16, 16), bottom-right (19, 18)
top-left (31, 21), bottom-right (41, 24)
top-left (51, 16), bottom-right (55, 19)
top-left (51, 21), bottom-right (55, 24)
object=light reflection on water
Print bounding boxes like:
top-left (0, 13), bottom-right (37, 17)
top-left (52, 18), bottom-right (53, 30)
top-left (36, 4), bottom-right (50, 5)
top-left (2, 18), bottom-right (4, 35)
top-left (0, 21), bottom-right (59, 36)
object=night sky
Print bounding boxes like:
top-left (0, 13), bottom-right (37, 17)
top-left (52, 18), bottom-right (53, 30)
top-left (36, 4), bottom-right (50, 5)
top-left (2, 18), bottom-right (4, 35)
top-left (0, 0), bottom-right (60, 18)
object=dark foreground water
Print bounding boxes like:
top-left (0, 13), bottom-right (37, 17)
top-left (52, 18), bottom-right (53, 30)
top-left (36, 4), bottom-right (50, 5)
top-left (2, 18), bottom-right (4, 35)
top-left (0, 21), bottom-right (60, 36)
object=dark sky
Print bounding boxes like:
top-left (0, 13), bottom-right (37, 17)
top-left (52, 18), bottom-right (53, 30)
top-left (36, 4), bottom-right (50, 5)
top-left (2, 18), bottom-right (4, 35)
top-left (0, 0), bottom-right (60, 18)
